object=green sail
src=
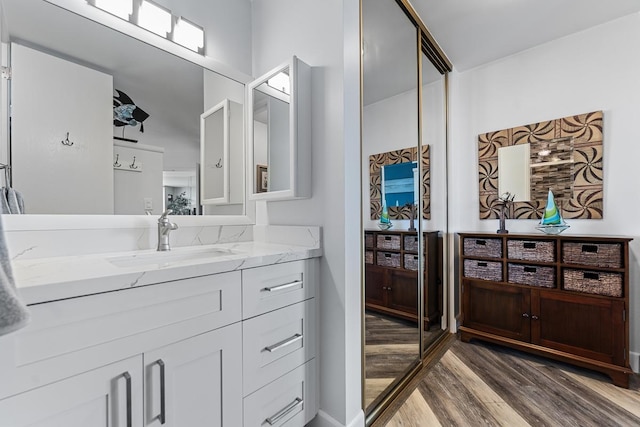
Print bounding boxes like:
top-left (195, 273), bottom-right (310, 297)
top-left (540, 190), bottom-right (563, 225)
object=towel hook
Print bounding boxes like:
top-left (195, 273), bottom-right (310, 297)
top-left (0, 163), bottom-right (10, 187)
top-left (129, 156), bottom-right (138, 170)
top-left (215, 158), bottom-right (222, 168)
top-left (61, 132), bottom-right (74, 146)
top-left (114, 154), bottom-right (121, 168)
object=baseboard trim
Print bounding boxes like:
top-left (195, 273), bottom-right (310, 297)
top-left (311, 409), bottom-right (365, 427)
top-left (630, 351), bottom-right (639, 373)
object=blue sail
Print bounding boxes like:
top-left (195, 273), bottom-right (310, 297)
top-left (540, 190), bottom-right (563, 225)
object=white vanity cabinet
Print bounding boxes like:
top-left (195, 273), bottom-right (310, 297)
top-left (0, 355), bottom-right (143, 427)
top-left (0, 258), bottom-right (319, 427)
top-left (241, 259), bottom-right (319, 426)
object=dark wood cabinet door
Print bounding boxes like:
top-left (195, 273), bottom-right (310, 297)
top-left (386, 269), bottom-right (419, 316)
top-left (364, 265), bottom-right (387, 308)
top-left (462, 280), bottom-right (531, 342)
top-left (532, 290), bottom-right (626, 366)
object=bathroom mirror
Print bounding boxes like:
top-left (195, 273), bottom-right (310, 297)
top-left (248, 56), bottom-right (311, 201)
top-left (2, 0), bottom-right (248, 217)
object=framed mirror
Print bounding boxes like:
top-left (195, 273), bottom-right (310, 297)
top-left (248, 56), bottom-right (311, 201)
top-left (2, 0), bottom-right (249, 219)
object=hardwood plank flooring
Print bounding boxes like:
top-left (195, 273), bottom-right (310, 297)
top-left (379, 339), bottom-right (640, 427)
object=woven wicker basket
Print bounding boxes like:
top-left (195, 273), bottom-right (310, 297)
top-left (508, 263), bottom-right (555, 288)
top-left (507, 240), bottom-right (555, 263)
top-left (377, 251), bottom-right (401, 268)
top-left (365, 251), bottom-right (373, 265)
top-left (463, 259), bottom-right (502, 281)
top-left (563, 268), bottom-right (623, 297)
top-left (365, 233), bottom-right (374, 249)
top-left (404, 235), bottom-right (419, 252)
top-left (404, 254), bottom-right (419, 271)
top-left (463, 238), bottom-right (502, 258)
top-left (562, 242), bottom-right (622, 268)
top-left (377, 234), bottom-right (401, 250)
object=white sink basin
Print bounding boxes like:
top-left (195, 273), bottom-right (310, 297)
top-left (108, 247), bottom-right (239, 268)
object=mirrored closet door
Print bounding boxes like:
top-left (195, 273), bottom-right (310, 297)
top-left (361, 0), bottom-right (452, 424)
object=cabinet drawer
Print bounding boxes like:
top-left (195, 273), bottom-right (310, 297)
top-left (563, 269), bottom-right (623, 297)
top-left (404, 234), bottom-right (419, 252)
top-left (242, 259), bottom-right (318, 319)
top-left (404, 253), bottom-right (419, 271)
top-left (365, 233), bottom-right (374, 249)
top-left (507, 239), bottom-right (555, 262)
top-left (0, 271), bottom-right (241, 400)
top-left (377, 251), bottom-right (400, 268)
top-left (377, 234), bottom-right (401, 250)
top-left (365, 250), bottom-right (374, 265)
top-left (243, 300), bottom-right (316, 395)
top-left (463, 237), bottom-right (502, 258)
top-left (243, 359), bottom-right (318, 427)
top-left (463, 259), bottom-right (502, 281)
top-left (562, 242), bottom-right (623, 268)
top-left (508, 263), bottom-right (555, 288)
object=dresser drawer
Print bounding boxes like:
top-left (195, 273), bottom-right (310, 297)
top-left (507, 239), bottom-right (555, 262)
top-left (508, 263), bottom-right (555, 288)
top-left (242, 300), bottom-right (316, 395)
top-left (404, 253), bottom-right (419, 271)
top-left (243, 359), bottom-right (318, 427)
top-left (377, 251), bottom-right (400, 268)
top-left (365, 233), bottom-right (374, 249)
top-left (463, 259), bottom-right (502, 281)
top-left (463, 237), bottom-right (502, 258)
top-left (563, 268), bottom-right (623, 297)
top-left (242, 259), bottom-right (318, 319)
top-left (404, 234), bottom-right (419, 252)
top-left (562, 242), bottom-right (623, 268)
top-left (377, 234), bottom-right (401, 250)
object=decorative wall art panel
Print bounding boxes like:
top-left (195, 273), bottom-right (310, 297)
top-left (478, 111), bottom-right (603, 220)
top-left (370, 146), bottom-right (430, 220)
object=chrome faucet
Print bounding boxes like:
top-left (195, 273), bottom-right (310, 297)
top-left (157, 209), bottom-right (178, 251)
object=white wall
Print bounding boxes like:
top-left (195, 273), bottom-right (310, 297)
top-left (251, 0), bottom-right (364, 426)
top-left (114, 142), bottom-right (164, 215)
top-left (449, 13), bottom-right (640, 371)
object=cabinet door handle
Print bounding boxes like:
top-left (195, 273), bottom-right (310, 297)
top-left (264, 333), bottom-right (303, 353)
top-left (387, 287), bottom-right (392, 292)
top-left (265, 397), bottom-right (304, 425)
top-left (155, 359), bottom-right (166, 425)
top-left (522, 313), bottom-right (529, 318)
top-left (262, 280), bottom-right (303, 292)
top-left (532, 315), bottom-right (539, 320)
top-left (120, 372), bottom-right (133, 427)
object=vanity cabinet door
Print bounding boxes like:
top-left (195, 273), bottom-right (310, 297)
top-left (462, 280), bottom-right (531, 342)
top-left (364, 264), bottom-right (387, 308)
top-left (143, 323), bottom-right (242, 427)
top-left (0, 355), bottom-right (143, 427)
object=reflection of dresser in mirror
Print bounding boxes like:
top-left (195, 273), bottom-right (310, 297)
top-left (364, 230), bottom-right (442, 329)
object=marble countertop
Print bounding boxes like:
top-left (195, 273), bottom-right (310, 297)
top-left (14, 241), bottom-right (323, 305)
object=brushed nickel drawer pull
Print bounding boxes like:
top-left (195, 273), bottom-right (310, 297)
top-left (155, 359), bottom-right (166, 425)
top-left (120, 372), bottom-right (133, 427)
top-left (265, 333), bottom-right (303, 353)
top-left (265, 397), bottom-right (304, 425)
top-left (263, 280), bottom-right (303, 292)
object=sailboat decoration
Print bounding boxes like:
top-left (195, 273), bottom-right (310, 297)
top-left (536, 189), bottom-right (570, 234)
top-left (378, 201), bottom-right (393, 230)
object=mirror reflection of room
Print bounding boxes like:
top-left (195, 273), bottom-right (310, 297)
top-left (5, 0), bottom-right (245, 216)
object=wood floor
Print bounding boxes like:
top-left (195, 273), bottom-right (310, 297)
top-left (377, 338), bottom-right (640, 427)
